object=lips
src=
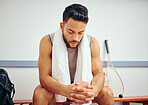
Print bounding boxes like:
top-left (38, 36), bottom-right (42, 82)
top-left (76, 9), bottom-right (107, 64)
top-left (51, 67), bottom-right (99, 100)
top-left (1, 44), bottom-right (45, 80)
top-left (70, 42), bottom-right (78, 45)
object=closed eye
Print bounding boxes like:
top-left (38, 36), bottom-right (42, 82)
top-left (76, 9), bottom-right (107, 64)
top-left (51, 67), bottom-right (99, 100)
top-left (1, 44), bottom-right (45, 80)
top-left (68, 31), bottom-right (74, 34)
top-left (78, 32), bottom-right (84, 35)
top-left (68, 29), bottom-right (75, 34)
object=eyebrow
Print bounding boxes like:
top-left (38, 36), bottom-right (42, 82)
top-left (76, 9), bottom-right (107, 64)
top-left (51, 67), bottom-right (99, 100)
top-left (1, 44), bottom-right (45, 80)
top-left (67, 29), bottom-right (85, 33)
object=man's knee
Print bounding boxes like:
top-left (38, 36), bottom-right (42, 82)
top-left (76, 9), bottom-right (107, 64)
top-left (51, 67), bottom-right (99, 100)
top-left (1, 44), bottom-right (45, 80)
top-left (102, 87), bottom-right (114, 98)
top-left (33, 85), bottom-right (54, 102)
top-left (93, 87), bottom-right (114, 105)
top-left (94, 87), bottom-right (114, 102)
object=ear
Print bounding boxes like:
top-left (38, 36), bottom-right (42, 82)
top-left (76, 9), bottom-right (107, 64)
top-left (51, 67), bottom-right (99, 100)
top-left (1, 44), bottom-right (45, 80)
top-left (60, 22), bottom-right (63, 31)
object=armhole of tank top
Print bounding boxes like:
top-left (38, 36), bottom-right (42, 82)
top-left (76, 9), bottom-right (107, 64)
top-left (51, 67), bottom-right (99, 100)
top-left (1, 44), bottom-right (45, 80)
top-left (90, 36), bottom-right (92, 49)
top-left (48, 33), bottom-right (55, 47)
top-left (87, 34), bottom-right (92, 49)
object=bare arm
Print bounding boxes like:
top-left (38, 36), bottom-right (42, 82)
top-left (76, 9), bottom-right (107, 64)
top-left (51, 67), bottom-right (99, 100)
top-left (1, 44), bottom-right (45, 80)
top-left (38, 36), bottom-right (74, 97)
top-left (91, 37), bottom-right (105, 96)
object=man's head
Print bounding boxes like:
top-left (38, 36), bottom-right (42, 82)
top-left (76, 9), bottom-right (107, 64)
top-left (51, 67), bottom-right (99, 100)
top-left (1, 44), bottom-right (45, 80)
top-left (60, 4), bottom-right (89, 48)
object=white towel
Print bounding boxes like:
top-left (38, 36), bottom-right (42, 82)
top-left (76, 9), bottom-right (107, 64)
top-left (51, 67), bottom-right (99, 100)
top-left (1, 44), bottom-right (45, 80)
top-left (52, 28), bottom-right (93, 104)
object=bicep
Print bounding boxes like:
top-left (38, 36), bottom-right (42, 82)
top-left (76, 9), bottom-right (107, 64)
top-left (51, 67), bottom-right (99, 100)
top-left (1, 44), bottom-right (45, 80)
top-left (38, 36), bottom-right (52, 80)
top-left (91, 37), bottom-right (103, 76)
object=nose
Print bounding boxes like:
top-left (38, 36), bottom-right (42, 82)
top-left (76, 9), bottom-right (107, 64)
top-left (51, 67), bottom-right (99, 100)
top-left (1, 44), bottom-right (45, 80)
top-left (71, 34), bottom-right (78, 41)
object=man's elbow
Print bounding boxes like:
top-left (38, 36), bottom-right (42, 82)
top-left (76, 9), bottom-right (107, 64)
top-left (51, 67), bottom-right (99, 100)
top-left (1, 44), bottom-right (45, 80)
top-left (39, 76), bottom-right (47, 87)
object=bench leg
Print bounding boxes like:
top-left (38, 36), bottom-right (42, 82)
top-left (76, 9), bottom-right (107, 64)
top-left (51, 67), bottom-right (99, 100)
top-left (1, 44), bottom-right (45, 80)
top-left (123, 102), bottom-right (130, 105)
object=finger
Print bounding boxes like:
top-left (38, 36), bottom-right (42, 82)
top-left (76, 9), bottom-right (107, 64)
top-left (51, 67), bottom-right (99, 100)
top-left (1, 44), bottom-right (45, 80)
top-left (86, 92), bottom-right (95, 97)
top-left (70, 97), bottom-right (85, 103)
top-left (71, 91), bottom-right (95, 100)
top-left (84, 97), bottom-right (94, 102)
top-left (73, 86), bottom-right (92, 92)
top-left (70, 97), bottom-right (90, 104)
top-left (71, 93), bottom-right (86, 100)
top-left (81, 81), bottom-right (89, 84)
top-left (74, 91), bottom-right (95, 98)
top-left (81, 82), bottom-right (89, 88)
top-left (80, 82), bottom-right (94, 89)
top-left (72, 101), bottom-right (91, 104)
top-left (75, 82), bottom-right (80, 86)
top-left (86, 84), bottom-right (94, 89)
top-left (74, 82), bottom-right (87, 87)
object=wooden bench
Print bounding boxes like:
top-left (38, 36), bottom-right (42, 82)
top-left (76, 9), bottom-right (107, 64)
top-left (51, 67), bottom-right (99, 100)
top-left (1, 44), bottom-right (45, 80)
top-left (114, 96), bottom-right (148, 105)
top-left (13, 96), bottom-right (148, 105)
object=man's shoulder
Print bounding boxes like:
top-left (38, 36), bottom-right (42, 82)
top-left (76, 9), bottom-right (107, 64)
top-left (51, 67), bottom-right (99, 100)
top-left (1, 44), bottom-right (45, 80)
top-left (39, 35), bottom-right (52, 54)
top-left (87, 35), bottom-right (98, 47)
top-left (90, 36), bottom-right (100, 56)
top-left (40, 35), bottom-right (49, 44)
top-left (91, 37), bottom-right (98, 45)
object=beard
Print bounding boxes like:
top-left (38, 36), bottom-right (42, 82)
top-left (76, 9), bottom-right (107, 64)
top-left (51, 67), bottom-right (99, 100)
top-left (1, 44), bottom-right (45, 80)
top-left (62, 33), bottom-right (83, 48)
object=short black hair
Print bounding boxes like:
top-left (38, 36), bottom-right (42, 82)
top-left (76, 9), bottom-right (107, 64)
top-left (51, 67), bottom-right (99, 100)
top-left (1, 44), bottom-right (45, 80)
top-left (63, 4), bottom-right (89, 24)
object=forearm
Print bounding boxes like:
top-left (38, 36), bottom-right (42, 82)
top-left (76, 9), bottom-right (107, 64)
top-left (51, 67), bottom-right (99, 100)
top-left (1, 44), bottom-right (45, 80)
top-left (40, 75), bottom-right (65, 95)
top-left (91, 73), bottom-right (105, 96)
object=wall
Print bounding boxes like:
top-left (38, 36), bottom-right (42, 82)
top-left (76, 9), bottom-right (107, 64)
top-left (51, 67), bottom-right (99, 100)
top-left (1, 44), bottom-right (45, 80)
top-left (0, 0), bottom-right (148, 61)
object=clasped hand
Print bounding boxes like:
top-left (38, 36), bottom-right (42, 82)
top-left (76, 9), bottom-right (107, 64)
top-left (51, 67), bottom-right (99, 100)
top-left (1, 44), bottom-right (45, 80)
top-left (68, 82), bottom-right (95, 104)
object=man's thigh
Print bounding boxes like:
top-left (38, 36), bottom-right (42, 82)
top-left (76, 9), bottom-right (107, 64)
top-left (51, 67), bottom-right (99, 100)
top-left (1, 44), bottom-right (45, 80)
top-left (33, 85), bottom-right (56, 104)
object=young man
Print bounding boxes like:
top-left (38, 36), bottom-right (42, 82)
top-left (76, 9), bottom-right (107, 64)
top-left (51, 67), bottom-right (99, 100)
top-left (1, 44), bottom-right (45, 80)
top-left (33, 4), bottom-right (114, 105)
